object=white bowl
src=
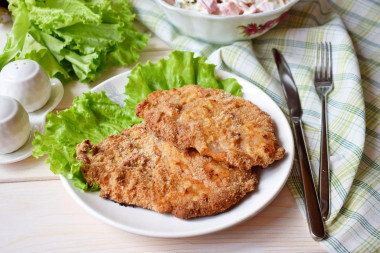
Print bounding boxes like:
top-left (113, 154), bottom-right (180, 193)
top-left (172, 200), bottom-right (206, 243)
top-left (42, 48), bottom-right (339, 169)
top-left (0, 59), bottom-right (51, 112)
top-left (0, 96), bottom-right (31, 154)
top-left (155, 0), bottom-right (299, 44)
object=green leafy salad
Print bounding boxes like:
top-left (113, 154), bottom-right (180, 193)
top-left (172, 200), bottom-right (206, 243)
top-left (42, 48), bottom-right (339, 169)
top-left (0, 0), bottom-right (149, 83)
top-left (32, 51), bottom-right (243, 191)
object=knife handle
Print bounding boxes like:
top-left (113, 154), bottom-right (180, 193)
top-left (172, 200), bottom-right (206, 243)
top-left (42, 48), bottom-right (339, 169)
top-left (292, 118), bottom-right (325, 241)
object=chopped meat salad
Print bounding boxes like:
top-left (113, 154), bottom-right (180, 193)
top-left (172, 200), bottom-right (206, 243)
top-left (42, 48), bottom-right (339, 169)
top-left (165, 0), bottom-right (289, 15)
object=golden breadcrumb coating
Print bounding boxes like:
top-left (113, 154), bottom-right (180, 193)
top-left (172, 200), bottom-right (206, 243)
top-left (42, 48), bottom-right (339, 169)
top-left (76, 124), bottom-right (258, 219)
top-left (136, 85), bottom-right (285, 170)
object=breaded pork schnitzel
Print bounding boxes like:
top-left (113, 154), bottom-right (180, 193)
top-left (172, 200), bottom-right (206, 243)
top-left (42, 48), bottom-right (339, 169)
top-left (136, 85), bottom-right (285, 170)
top-left (76, 124), bottom-right (257, 219)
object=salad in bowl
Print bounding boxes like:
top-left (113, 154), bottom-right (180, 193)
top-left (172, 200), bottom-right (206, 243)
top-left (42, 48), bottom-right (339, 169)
top-left (157, 0), bottom-right (298, 44)
top-left (166, 0), bottom-right (290, 16)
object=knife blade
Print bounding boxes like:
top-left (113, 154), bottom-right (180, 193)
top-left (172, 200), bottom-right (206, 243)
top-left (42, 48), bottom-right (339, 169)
top-left (272, 48), bottom-right (325, 241)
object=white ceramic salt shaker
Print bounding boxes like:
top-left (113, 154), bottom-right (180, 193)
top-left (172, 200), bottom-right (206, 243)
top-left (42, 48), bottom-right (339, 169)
top-left (0, 59), bottom-right (51, 112)
top-left (0, 96), bottom-right (31, 154)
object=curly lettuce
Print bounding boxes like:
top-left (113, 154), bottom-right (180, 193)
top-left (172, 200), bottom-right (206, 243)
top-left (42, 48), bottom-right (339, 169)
top-left (124, 51), bottom-right (243, 111)
top-left (0, 0), bottom-right (149, 83)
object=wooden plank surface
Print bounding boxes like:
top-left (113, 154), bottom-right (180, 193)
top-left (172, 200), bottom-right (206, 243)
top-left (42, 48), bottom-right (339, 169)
top-left (0, 181), bottom-right (325, 253)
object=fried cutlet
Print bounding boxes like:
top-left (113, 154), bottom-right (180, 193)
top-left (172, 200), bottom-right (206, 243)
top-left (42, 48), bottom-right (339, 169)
top-left (76, 124), bottom-right (258, 219)
top-left (135, 85), bottom-right (285, 170)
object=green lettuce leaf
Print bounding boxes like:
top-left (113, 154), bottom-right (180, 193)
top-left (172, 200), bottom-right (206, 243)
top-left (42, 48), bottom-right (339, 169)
top-left (33, 92), bottom-right (142, 190)
top-left (124, 51), bottom-right (242, 111)
top-left (55, 23), bottom-right (125, 54)
top-left (33, 51), bottom-right (242, 191)
top-left (1, 0), bottom-right (149, 83)
top-left (17, 31), bottom-right (70, 80)
top-left (0, 0), bottom-right (29, 69)
top-left (27, 0), bottom-right (102, 31)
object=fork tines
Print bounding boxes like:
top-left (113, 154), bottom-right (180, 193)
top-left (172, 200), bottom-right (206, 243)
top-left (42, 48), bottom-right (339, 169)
top-left (315, 42), bottom-right (333, 83)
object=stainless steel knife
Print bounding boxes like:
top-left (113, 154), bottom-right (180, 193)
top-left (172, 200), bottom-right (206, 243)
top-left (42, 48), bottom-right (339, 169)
top-left (272, 48), bottom-right (325, 241)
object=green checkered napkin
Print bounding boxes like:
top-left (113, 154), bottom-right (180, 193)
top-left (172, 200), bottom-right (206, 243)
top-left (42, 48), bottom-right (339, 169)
top-left (131, 0), bottom-right (380, 252)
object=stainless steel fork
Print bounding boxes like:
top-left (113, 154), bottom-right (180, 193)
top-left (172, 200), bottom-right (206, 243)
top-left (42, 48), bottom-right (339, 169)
top-left (315, 42), bottom-right (333, 220)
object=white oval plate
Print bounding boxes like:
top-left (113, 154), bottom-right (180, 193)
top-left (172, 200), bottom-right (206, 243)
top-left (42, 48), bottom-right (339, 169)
top-left (0, 78), bottom-right (64, 164)
top-left (60, 70), bottom-right (294, 238)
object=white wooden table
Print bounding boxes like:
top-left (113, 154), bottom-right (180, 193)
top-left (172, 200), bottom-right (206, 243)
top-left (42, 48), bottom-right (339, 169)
top-left (0, 22), bottom-right (326, 252)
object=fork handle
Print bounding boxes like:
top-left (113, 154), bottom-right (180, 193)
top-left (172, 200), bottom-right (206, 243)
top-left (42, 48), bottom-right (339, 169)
top-left (319, 96), bottom-right (330, 220)
top-left (292, 118), bottom-right (325, 241)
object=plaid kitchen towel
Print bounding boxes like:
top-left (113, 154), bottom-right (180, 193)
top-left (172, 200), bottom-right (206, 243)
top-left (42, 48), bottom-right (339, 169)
top-left (132, 0), bottom-right (380, 252)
